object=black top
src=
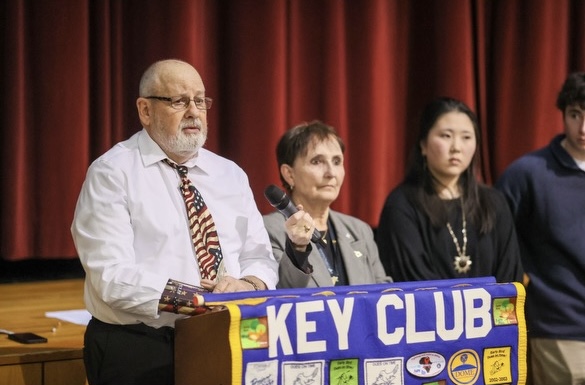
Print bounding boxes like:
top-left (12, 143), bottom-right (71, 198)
top-left (377, 183), bottom-right (523, 283)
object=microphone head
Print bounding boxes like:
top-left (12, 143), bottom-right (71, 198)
top-left (264, 184), bottom-right (289, 210)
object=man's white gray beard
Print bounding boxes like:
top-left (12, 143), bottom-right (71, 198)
top-left (166, 129), bottom-right (207, 154)
top-left (155, 119), bottom-right (207, 156)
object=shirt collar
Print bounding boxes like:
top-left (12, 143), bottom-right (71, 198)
top-left (550, 133), bottom-right (583, 171)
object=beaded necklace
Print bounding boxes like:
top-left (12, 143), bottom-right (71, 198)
top-left (446, 197), bottom-right (472, 273)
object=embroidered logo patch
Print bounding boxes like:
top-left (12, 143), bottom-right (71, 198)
top-left (240, 317), bottom-right (268, 349)
top-left (329, 359), bottom-right (358, 385)
top-left (492, 297), bottom-right (518, 325)
top-left (448, 349), bottom-right (480, 385)
top-left (483, 346), bottom-right (513, 384)
top-left (406, 352), bottom-right (446, 378)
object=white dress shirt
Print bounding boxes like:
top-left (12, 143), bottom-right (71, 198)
top-left (71, 129), bottom-right (278, 328)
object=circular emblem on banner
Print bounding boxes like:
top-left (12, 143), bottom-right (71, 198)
top-left (406, 352), bottom-right (445, 378)
top-left (447, 349), bottom-right (480, 385)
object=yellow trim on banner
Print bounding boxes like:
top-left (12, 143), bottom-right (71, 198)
top-left (207, 297), bottom-right (268, 307)
top-left (513, 282), bottom-right (528, 385)
top-left (225, 303), bottom-right (243, 385)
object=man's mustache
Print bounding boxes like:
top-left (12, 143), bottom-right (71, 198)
top-left (179, 119), bottom-right (203, 130)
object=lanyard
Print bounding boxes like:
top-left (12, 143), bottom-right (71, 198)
top-left (315, 221), bottom-right (340, 285)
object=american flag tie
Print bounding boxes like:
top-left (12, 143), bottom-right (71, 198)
top-left (163, 159), bottom-right (223, 281)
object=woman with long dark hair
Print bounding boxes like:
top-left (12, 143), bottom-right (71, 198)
top-left (377, 97), bottom-right (523, 283)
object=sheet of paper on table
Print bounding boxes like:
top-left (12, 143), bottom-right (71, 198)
top-left (45, 309), bottom-right (92, 326)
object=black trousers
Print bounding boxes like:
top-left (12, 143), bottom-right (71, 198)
top-left (84, 317), bottom-right (175, 385)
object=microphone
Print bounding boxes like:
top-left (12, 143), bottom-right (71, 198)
top-left (264, 184), bottom-right (325, 246)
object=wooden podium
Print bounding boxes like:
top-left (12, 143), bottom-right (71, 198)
top-left (175, 308), bottom-right (233, 385)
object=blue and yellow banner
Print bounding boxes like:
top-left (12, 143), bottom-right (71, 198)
top-left (185, 278), bottom-right (526, 385)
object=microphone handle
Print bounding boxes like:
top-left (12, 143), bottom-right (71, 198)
top-left (311, 228), bottom-right (325, 245)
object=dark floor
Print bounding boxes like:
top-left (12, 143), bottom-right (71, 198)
top-left (0, 258), bottom-right (85, 283)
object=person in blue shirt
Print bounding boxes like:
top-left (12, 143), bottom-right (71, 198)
top-left (496, 72), bottom-right (585, 385)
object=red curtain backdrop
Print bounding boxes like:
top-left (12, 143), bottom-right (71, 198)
top-left (1, 0), bottom-right (584, 260)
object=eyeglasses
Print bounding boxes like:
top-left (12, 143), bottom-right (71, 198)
top-left (145, 96), bottom-right (213, 110)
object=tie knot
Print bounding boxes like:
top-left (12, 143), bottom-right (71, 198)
top-left (163, 159), bottom-right (189, 178)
